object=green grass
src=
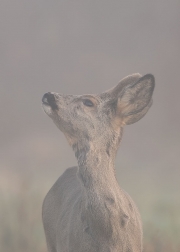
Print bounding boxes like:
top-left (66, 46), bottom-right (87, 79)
top-left (143, 202), bottom-right (180, 252)
top-left (0, 170), bottom-right (179, 252)
top-left (0, 171), bottom-right (46, 252)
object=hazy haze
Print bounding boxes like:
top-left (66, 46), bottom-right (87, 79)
top-left (1, 0), bottom-right (180, 193)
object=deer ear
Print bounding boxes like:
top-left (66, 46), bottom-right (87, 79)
top-left (116, 74), bottom-right (155, 125)
top-left (105, 73), bottom-right (142, 96)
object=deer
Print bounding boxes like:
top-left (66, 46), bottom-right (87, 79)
top-left (42, 73), bottom-right (155, 252)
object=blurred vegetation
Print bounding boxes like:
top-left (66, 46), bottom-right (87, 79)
top-left (0, 170), bottom-right (180, 252)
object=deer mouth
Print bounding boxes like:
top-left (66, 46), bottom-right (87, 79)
top-left (42, 92), bottom-right (58, 110)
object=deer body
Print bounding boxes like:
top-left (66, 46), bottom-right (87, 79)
top-left (42, 73), bottom-right (155, 252)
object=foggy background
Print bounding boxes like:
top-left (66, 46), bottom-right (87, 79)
top-left (0, 0), bottom-right (180, 251)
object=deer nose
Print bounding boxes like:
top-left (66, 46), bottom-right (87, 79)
top-left (42, 92), bottom-right (58, 110)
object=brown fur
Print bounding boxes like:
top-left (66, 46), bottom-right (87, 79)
top-left (42, 73), bottom-right (155, 252)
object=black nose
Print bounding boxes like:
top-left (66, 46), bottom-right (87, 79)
top-left (42, 92), bottom-right (58, 110)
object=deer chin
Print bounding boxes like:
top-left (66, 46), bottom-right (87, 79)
top-left (42, 103), bottom-right (53, 116)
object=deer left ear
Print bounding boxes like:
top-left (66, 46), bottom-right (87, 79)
top-left (117, 74), bottom-right (155, 125)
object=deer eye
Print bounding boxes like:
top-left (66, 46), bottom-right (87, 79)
top-left (82, 99), bottom-right (94, 107)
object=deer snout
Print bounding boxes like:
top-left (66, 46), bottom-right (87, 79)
top-left (42, 92), bottom-right (58, 110)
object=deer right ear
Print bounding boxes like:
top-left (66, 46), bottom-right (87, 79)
top-left (116, 74), bottom-right (155, 125)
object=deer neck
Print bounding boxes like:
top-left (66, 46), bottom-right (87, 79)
top-left (72, 134), bottom-right (129, 244)
top-left (72, 133), bottom-right (122, 207)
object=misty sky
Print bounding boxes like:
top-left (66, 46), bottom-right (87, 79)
top-left (1, 1), bottom-right (180, 192)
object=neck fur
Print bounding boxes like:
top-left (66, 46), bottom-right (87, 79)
top-left (72, 132), bottom-right (121, 193)
top-left (72, 127), bottom-right (124, 192)
top-left (72, 131), bottom-right (129, 246)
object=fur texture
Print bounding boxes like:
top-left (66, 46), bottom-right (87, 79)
top-left (42, 73), bottom-right (155, 252)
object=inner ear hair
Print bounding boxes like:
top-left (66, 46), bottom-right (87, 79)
top-left (109, 73), bottom-right (142, 98)
top-left (123, 99), bottom-right (153, 125)
top-left (118, 74), bottom-right (155, 125)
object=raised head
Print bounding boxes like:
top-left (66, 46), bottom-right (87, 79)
top-left (42, 73), bottom-right (155, 252)
top-left (42, 73), bottom-right (155, 157)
